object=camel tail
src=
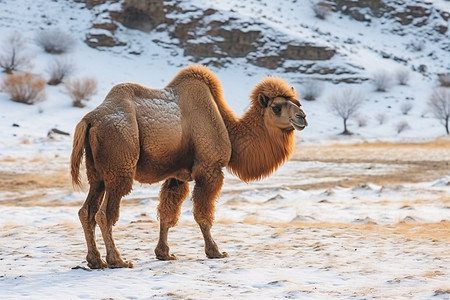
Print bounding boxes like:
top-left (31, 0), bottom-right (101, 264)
top-left (70, 120), bottom-right (88, 189)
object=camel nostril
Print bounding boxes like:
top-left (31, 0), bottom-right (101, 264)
top-left (295, 113), bottom-right (305, 119)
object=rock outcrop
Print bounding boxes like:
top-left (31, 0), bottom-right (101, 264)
top-left (79, 0), bottom-right (337, 70)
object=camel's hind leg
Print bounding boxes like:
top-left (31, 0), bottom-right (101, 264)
top-left (155, 178), bottom-right (190, 260)
top-left (192, 165), bottom-right (228, 259)
top-left (78, 180), bottom-right (106, 269)
top-left (95, 177), bottom-right (134, 268)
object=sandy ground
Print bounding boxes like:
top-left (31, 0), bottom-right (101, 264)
top-left (0, 139), bottom-right (449, 299)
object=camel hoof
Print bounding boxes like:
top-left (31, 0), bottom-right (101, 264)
top-left (156, 253), bottom-right (177, 261)
top-left (206, 251), bottom-right (229, 259)
top-left (107, 260), bottom-right (134, 269)
top-left (86, 255), bottom-right (108, 269)
top-left (87, 260), bottom-right (108, 269)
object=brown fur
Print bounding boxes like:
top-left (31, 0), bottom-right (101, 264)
top-left (71, 65), bottom-right (307, 268)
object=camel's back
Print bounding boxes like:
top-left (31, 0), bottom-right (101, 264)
top-left (82, 82), bottom-right (184, 159)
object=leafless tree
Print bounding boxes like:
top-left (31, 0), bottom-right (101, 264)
top-left (429, 88), bottom-right (450, 134)
top-left (301, 79), bottom-right (324, 101)
top-left (36, 30), bottom-right (75, 54)
top-left (65, 77), bottom-right (97, 107)
top-left (0, 32), bottom-right (33, 74)
top-left (329, 88), bottom-right (365, 135)
top-left (47, 56), bottom-right (75, 85)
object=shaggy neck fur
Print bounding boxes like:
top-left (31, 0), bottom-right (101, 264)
top-left (226, 107), bottom-right (295, 182)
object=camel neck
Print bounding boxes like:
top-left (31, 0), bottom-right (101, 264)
top-left (226, 108), bottom-right (295, 182)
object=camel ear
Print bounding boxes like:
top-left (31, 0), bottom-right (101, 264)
top-left (258, 94), bottom-right (270, 108)
top-left (291, 86), bottom-right (295, 92)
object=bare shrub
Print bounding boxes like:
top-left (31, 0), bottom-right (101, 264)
top-left (396, 67), bottom-right (410, 86)
top-left (313, 2), bottom-right (332, 20)
top-left (372, 70), bottom-right (393, 92)
top-left (65, 77), bottom-right (97, 107)
top-left (375, 113), bottom-right (388, 125)
top-left (328, 88), bottom-right (365, 135)
top-left (429, 88), bottom-right (450, 134)
top-left (356, 115), bottom-right (368, 127)
top-left (438, 74), bottom-right (450, 87)
top-left (1, 73), bottom-right (46, 104)
top-left (396, 120), bottom-right (411, 134)
top-left (409, 39), bottom-right (425, 52)
top-left (400, 102), bottom-right (413, 115)
top-left (36, 30), bottom-right (75, 54)
top-left (0, 32), bottom-right (33, 74)
top-left (46, 57), bottom-right (75, 85)
top-left (301, 79), bottom-right (324, 101)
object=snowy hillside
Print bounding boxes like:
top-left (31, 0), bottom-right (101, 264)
top-left (0, 0), bottom-right (449, 145)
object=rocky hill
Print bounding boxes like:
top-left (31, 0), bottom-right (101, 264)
top-left (78, 0), bottom-right (449, 84)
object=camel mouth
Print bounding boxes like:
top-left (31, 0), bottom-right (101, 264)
top-left (290, 118), bottom-right (307, 131)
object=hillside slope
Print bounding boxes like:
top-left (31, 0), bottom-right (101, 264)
top-left (0, 0), bottom-right (449, 143)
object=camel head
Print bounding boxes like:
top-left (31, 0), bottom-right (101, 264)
top-left (251, 77), bottom-right (308, 132)
top-left (259, 94), bottom-right (308, 131)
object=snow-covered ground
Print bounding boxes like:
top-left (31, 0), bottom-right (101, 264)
top-left (0, 0), bottom-right (449, 299)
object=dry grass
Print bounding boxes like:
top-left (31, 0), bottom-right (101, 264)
top-left (270, 220), bottom-right (450, 242)
top-left (0, 168), bottom-right (70, 193)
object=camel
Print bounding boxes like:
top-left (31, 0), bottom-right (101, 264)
top-left (71, 65), bottom-right (307, 269)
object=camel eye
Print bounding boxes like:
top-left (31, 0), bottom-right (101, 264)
top-left (271, 105), bottom-right (281, 115)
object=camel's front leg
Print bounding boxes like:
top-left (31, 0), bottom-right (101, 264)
top-left (192, 167), bottom-right (228, 259)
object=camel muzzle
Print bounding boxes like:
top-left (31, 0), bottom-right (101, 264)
top-left (290, 115), bottom-right (308, 131)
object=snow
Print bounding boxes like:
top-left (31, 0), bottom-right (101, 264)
top-left (0, 0), bottom-right (449, 299)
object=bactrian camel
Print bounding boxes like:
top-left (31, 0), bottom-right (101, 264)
top-left (71, 65), bottom-right (307, 269)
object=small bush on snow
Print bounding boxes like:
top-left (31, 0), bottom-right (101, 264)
top-left (409, 39), bottom-right (425, 52)
top-left (375, 113), bottom-right (388, 125)
top-left (438, 74), bottom-right (450, 87)
top-left (65, 77), bottom-right (97, 108)
top-left (396, 121), bottom-right (410, 134)
top-left (356, 115), bottom-right (368, 127)
top-left (1, 73), bottom-right (46, 104)
top-left (36, 30), bottom-right (75, 54)
top-left (372, 70), bottom-right (393, 92)
top-left (396, 67), bottom-right (410, 86)
top-left (312, 2), bottom-right (332, 20)
top-left (46, 56), bottom-right (75, 85)
top-left (400, 102), bottom-right (413, 115)
top-left (301, 79), bottom-right (324, 101)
